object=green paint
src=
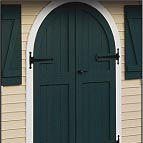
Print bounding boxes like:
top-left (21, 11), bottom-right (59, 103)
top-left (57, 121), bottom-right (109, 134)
top-left (125, 5), bottom-right (142, 79)
top-left (2, 5), bottom-right (22, 86)
top-left (34, 3), bottom-right (116, 143)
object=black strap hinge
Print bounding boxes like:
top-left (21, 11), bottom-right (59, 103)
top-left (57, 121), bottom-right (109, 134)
top-left (95, 49), bottom-right (120, 64)
top-left (29, 52), bottom-right (53, 69)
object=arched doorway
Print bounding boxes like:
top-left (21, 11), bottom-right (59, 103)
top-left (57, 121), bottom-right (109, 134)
top-left (26, 1), bottom-right (121, 143)
top-left (34, 2), bottom-right (115, 143)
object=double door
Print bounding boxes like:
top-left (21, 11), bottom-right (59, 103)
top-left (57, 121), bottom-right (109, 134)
top-left (34, 3), bottom-right (116, 143)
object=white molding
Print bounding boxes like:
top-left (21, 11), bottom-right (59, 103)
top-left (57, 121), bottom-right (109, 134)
top-left (26, 1), bottom-right (122, 143)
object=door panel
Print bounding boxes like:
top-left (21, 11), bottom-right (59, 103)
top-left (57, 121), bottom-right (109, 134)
top-left (35, 84), bottom-right (69, 143)
top-left (77, 82), bottom-right (110, 143)
top-left (76, 4), bottom-right (116, 143)
top-left (34, 6), bottom-right (76, 143)
top-left (34, 3), bottom-right (116, 143)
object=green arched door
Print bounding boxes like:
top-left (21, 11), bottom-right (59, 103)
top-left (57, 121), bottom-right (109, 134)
top-left (34, 3), bottom-right (116, 143)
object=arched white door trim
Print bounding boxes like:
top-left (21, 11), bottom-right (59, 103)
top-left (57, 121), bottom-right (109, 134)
top-left (26, 1), bottom-right (122, 143)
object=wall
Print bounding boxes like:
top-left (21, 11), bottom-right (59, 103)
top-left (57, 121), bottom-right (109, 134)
top-left (1, 1), bottom-right (49, 143)
top-left (1, 1), bottom-right (141, 143)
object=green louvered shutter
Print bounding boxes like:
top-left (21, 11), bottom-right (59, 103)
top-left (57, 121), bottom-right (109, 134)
top-left (125, 5), bottom-right (142, 79)
top-left (2, 5), bottom-right (22, 86)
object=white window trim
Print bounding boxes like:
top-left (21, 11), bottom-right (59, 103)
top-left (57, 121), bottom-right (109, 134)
top-left (26, 1), bottom-right (122, 143)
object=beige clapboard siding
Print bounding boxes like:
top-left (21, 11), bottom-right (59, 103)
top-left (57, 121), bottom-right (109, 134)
top-left (22, 7), bottom-right (44, 16)
top-left (112, 14), bottom-right (124, 24)
top-left (22, 59), bottom-right (26, 68)
top-left (122, 80), bottom-right (141, 88)
top-left (122, 87), bottom-right (141, 96)
top-left (116, 23), bottom-right (124, 32)
top-left (119, 31), bottom-right (124, 40)
top-left (122, 111), bottom-right (141, 121)
top-left (2, 128), bottom-right (26, 140)
top-left (122, 127), bottom-right (141, 137)
top-left (121, 47), bottom-right (125, 56)
top-left (22, 33), bottom-right (29, 42)
top-left (121, 54), bottom-right (125, 62)
top-left (2, 137), bottom-right (26, 143)
top-left (22, 42), bottom-right (27, 50)
top-left (22, 68), bottom-right (26, 77)
top-left (122, 118), bottom-right (141, 128)
top-left (122, 103), bottom-right (141, 113)
top-left (122, 135), bottom-right (141, 143)
top-left (22, 77), bottom-right (26, 86)
top-left (121, 63), bottom-right (125, 72)
top-left (2, 112), bottom-right (26, 122)
top-left (120, 39), bottom-right (125, 48)
top-left (2, 94), bottom-right (25, 105)
top-left (122, 95), bottom-right (141, 104)
top-left (104, 6), bottom-right (123, 14)
top-left (2, 103), bottom-right (25, 113)
top-left (2, 120), bottom-right (25, 131)
top-left (22, 51), bottom-right (26, 60)
top-left (22, 15), bottom-right (36, 25)
top-left (22, 25), bottom-right (32, 34)
top-left (2, 86), bottom-right (25, 95)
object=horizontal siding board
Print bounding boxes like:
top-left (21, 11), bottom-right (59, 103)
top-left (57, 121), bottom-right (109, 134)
top-left (105, 7), bottom-right (123, 14)
top-left (22, 24), bottom-right (31, 34)
top-left (112, 14), bottom-right (124, 23)
top-left (120, 39), bottom-right (125, 48)
top-left (22, 77), bottom-right (26, 86)
top-left (116, 23), bottom-right (124, 31)
top-left (22, 15), bottom-right (36, 24)
top-left (119, 31), bottom-right (124, 40)
top-left (122, 87), bottom-right (141, 96)
top-left (2, 86), bottom-right (25, 95)
top-left (122, 80), bottom-right (141, 88)
top-left (22, 33), bottom-right (29, 42)
top-left (122, 135), bottom-right (141, 143)
top-left (2, 120), bottom-right (25, 131)
top-left (122, 127), bottom-right (141, 137)
top-left (2, 128), bottom-right (25, 140)
top-left (22, 60), bottom-right (26, 68)
top-left (22, 51), bottom-right (26, 60)
top-left (22, 41), bottom-right (27, 50)
top-left (22, 7), bottom-right (44, 16)
top-left (2, 94), bottom-right (25, 105)
top-left (2, 103), bottom-right (25, 113)
top-left (2, 137), bottom-right (25, 143)
top-left (22, 68), bottom-right (26, 77)
top-left (122, 119), bottom-right (141, 128)
top-left (122, 111), bottom-right (141, 121)
top-left (122, 103), bottom-right (141, 112)
top-left (2, 112), bottom-right (25, 122)
top-left (122, 95), bottom-right (141, 104)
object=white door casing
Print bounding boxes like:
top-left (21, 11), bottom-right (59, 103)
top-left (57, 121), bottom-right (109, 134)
top-left (26, 1), bottom-right (122, 143)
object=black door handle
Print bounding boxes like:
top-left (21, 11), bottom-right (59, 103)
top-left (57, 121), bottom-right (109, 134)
top-left (78, 70), bottom-right (88, 74)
